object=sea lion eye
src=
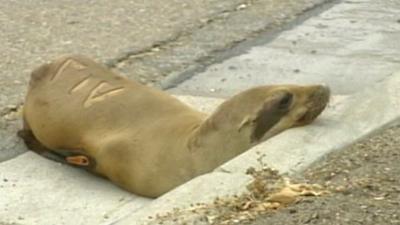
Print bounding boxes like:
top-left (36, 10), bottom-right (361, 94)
top-left (278, 92), bottom-right (293, 110)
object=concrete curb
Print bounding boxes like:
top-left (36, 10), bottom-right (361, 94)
top-left (112, 71), bottom-right (400, 225)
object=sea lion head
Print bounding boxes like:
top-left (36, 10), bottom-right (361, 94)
top-left (251, 84), bottom-right (330, 141)
top-left (200, 84), bottom-right (330, 146)
top-left (276, 84), bottom-right (330, 126)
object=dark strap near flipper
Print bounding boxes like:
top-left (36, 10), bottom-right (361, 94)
top-left (17, 129), bottom-right (96, 169)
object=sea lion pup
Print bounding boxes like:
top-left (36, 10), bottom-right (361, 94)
top-left (19, 55), bottom-right (330, 197)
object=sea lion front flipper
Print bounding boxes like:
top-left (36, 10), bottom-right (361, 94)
top-left (65, 155), bottom-right (90, 166)
top-left (53, 149), bottom-right (96, 169)
top-left (191, 90), bottom-right (293, 153)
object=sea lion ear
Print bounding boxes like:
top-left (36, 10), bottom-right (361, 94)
top-left (250, 91), bottom-right (293, 142)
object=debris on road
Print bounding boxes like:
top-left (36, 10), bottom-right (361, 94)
top-left (154, 167), bottom-right (330, 225)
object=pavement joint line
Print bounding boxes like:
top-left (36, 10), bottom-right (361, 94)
top-left (104, 33), bottom-right (183, 69)
top-left (103, 1), bottom-right (250, 69)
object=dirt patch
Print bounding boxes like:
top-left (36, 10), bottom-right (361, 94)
top-left (250, 124), bottom-right (400, 225)
top-left (153, 161), bottom-right (331, 225)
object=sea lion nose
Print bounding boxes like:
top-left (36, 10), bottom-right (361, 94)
top-left (305, 84), bottom-right (330, 120)
top-left (319, 84), bottom-right (330, 95)
top-left (310, 85), bottom-right (330, 104)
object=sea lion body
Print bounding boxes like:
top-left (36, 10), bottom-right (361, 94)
top-left (21, 55), bottom-right (330, 197)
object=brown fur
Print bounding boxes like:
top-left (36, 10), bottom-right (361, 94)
top-left (19, 55), bottom-right (330, 197)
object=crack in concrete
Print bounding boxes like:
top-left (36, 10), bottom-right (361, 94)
top-left (0, 104), bottom-right (22, 117)
top-left (104, 32), bottom-right (183, 69)
top-left (104, 1), bottom-right (253, 69)
top-left (268, 46), bottom-right (400, 64)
